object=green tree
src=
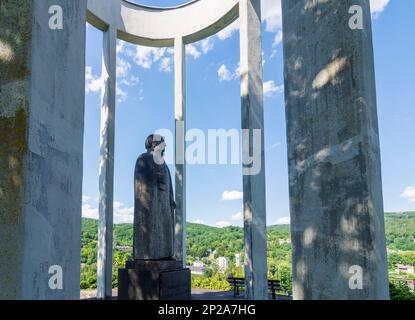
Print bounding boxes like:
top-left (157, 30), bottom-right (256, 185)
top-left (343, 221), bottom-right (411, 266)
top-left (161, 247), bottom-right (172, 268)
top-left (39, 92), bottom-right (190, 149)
top-left (389, 280), bottom-right (415, 300)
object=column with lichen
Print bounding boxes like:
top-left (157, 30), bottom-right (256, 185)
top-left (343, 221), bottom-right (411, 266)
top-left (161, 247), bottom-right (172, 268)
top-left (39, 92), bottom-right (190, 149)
top-left (0, 0), bottom-right (86, 299)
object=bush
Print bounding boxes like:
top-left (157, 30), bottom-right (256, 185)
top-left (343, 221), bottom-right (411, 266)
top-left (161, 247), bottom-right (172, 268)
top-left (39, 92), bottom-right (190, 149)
top-left (80, 280), bottom-right (90, 290)
top-left (389, 281), bottom-right (415, 300)
top-left (191, 274), bottom-right (231, 291)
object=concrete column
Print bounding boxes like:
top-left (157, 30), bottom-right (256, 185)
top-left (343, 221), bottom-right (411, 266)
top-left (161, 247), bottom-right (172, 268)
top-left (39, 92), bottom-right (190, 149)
top-left (239, 0), bottom-right (268, 300)
top-left (282, 0), bottom-right (389, 299)
top-left (0, 0), bottom-right (86, 299)
top-left (97, 25), bottom-right (117, 299)
top-left (174, 36), bottom-right (186, 267)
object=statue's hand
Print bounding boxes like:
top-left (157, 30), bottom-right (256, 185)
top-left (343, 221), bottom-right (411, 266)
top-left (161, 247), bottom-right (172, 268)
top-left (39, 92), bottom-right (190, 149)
top-left (171, 200), bottom-right (177, 210)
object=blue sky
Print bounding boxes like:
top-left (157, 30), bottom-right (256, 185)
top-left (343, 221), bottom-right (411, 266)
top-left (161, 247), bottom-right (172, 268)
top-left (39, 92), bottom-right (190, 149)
top-left (82, 0), bottom-right (415, 226)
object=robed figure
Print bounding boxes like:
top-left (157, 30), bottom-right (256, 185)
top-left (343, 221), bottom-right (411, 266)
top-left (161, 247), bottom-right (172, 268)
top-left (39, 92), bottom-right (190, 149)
top-left (133, 134), bottom-right (176, 260)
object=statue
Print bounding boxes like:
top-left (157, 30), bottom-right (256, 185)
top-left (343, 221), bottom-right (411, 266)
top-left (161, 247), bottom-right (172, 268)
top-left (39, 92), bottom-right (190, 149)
top-left (118, 133), bottom-right (190, 300)
top-left (133, 134), bottom-right (176, 260)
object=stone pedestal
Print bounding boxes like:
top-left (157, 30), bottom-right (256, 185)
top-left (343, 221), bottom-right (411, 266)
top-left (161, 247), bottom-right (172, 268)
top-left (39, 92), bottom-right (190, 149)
top-left (118, 260), bottom-right (191, 300)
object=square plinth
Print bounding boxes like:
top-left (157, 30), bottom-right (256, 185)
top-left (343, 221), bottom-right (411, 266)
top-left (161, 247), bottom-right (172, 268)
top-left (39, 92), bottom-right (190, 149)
top-left (118, 261), bottom-right (191, 300)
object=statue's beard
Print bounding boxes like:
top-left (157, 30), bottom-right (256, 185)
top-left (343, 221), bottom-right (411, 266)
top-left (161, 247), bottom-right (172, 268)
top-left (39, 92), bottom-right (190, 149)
top-left (153, 145), bottom-right (165, 156)
top-left (152, 143), bottom-right (166, 164)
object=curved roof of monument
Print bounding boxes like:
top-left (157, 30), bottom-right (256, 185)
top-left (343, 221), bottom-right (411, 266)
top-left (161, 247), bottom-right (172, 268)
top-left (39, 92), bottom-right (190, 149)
top-left (87, 0), bottom-right (240, 47)
top-left (123, 0), bottom-right (201, 10)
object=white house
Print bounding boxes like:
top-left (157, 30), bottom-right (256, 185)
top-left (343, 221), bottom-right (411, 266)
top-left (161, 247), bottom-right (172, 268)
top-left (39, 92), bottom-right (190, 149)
top-left (396, 264), bottom-right (415, 275)
top-left (235, 253), bottom-right (241, 267)
top-left (188, 260), bottom-right (206, 275)
top-left (217, 257), bottom-right (230, 273)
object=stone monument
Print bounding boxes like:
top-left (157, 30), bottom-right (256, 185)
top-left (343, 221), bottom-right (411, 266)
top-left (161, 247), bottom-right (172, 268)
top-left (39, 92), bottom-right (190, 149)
top-left (118, 134), bottom-right (191, 300)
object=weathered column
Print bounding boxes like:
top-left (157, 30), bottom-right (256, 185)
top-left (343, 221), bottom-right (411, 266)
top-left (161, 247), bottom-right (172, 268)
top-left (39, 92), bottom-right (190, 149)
top-left (282, 0), bottom-right (389, 299)
top-left (239, 0), bottom-right (268, 300)
top-left (0, 1), bottom-right (86, 299)
top-left (97, 25), bottom-right (117, 299)
top-left (174, 36), bottom-right (187, 267)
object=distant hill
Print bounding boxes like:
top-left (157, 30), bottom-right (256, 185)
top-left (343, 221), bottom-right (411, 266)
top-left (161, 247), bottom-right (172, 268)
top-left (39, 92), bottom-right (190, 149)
top-left (385, 211), bottom-right (415, 251)
top-left (96, 220), bottom-right (290, 260)
top-left (83, 211), bottom-right (415, 252)
top-left (81, 218), bottom-right (291, 264)
top-left (80, 212), bottom-right (415, 295)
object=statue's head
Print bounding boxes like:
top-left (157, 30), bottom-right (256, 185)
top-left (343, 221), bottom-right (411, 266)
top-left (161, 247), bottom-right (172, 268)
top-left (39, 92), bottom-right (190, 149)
top-left (145, 134), bottom-right (166, 157)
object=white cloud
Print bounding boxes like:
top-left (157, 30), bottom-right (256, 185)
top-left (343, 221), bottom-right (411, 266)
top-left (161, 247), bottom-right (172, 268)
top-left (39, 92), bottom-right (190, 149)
top-left (117, 58), bottom-right (130, 79)
top-left (186, 44), bottom-right (202, 59)
top-left (116, 40), bottom-right (125, 54)
top-left (370, 0), bottom-right (390, 17)
top-left (82, 195), bottom-right (92, 202)
top-left (113, 201), bottom-right (134, 224)
top-left (116, 85), bottom-right (128, 103)
top-left (114, 41), bottom-right (144, 102)
top-left (118, 39), bottom-right (213, 75)
top-left (218, 64), bottom-right (240, 82)
top-left (267, 142), bottom-right (282, 151)
top-left (138, 88), bottom-right (144, 101)
top-left (159, 57), bottom-right (172, 72)
top-left (81, 196), bottom-right (133, 224)
top-left (222, 190), bottom-right (243, 201)
top-left (118, 38), bottom-right (213, 77)
top-left (401, 186), bottom-right (415, 202)
top-left (117, 57), bottom-right (140, 86)
top-left (274, 217), bottom-right (290, 225)
top-left (217, 20), bottom-right (240, 40)
top-left (263, 80), bottom-right (284, 97)
top-left (218, 64), bottom-right (234, 82)
top-left (273, 30), bottom-right (283, 47)
top-left (262, 0), bottom-right (282, 33)
top-left (85, 66), bottom-right (103, 93)
top-left (200, 37), bottom-right (214, 54)
top-left (193, 218), bottom-right (205, 224)
top-left (85, 57), bottom-right (140, 103)
top-left (119, 75), bottom-right (139, 87)
top-left (234, 62), bottom-right (241, 77)
top-left (132, 46), bottom-right (167, 69)
top-left (232, 212), bottom-right (243, 221)
top-left (82, 203), bottom-right (99, 220)
top-left (215, 220), bottom-right (232, 228)
top-left (185, 38), bottom-right (215, 59)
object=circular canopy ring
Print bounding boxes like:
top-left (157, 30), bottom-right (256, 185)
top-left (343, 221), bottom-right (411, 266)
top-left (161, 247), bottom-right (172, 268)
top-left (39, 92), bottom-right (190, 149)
top-left (87, 0), bottom-right (240, 47)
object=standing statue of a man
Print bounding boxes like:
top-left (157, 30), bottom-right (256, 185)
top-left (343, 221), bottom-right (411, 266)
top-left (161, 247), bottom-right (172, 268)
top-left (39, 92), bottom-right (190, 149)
top-left (133, 134), bottom-right (176, 260)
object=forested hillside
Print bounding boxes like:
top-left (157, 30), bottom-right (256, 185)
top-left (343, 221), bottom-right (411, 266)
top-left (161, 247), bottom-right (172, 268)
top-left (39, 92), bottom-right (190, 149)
top-left (80, 212), bottom-right (415, 299)
top-left (385, 212), bottom-right (415, 251)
